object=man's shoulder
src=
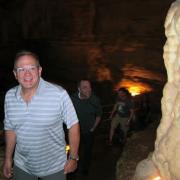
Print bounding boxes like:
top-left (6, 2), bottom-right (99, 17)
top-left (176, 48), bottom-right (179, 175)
top-left (90, 94), bottom-right (100, 102)
top-left (6, 85), bottom-right (18, 96)
top-left (38, 80), bottom-right (70, 102)
top-left (88, 94), bottom-right (102, 108)
top-left (43, 80), bottom-right (66, 94)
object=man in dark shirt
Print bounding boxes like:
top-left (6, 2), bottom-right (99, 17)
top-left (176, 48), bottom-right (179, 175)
top-left (71, 79), bottom-right (102, 175)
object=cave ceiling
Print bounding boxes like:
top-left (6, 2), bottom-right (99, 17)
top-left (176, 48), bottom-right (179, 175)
top-left (0, 0), bottom-right (175, 95)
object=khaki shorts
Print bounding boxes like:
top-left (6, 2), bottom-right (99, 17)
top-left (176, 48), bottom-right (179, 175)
top-left (111, 114), bottom-right (129, 135)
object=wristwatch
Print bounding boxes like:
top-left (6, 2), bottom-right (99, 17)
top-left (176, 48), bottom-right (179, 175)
top-left (69, 154), bottom-right (79, 161)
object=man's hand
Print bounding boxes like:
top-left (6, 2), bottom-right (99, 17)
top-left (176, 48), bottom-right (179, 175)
top-left (3, 158), bottom-right (13, 178)
top-left (126, 120), bottom-right (130, 126)
top-left (90, 127), bottom-right (95, 132)
top-left (64, 159), bottom-right (78, 174)
top-left (3, 130), bottom-right (16, 178)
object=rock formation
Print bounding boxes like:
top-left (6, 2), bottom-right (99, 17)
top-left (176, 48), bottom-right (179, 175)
top-left (133, 0), bottom-right (180, 179)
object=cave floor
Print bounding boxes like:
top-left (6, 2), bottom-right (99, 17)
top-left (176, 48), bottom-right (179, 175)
top-left (67, 121), bottom-right (124, 180)
top-left (68, 112), bottom-right (159, 180)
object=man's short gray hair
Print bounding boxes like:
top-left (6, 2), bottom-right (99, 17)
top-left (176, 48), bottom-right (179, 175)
top-left (14, 50), bottom-right (40, 69)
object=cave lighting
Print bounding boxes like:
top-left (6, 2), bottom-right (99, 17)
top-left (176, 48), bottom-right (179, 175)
top-left (115, 80), bottom-right (152, 96)
top-left (128, 86), bottom-right (141, 96)
top-left (151, 176), bottom-right (161, 180)
top-left (128, 84), bottom-right (152, 96)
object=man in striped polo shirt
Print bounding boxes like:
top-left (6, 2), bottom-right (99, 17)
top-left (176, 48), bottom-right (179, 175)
top-left (3, 50), bottom-right (80, 180)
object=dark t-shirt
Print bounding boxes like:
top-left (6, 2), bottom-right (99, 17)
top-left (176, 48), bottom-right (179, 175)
top-left (116, 99), bottom-right (133, 118)
top-left (71, 93), bottom-right (102, 133)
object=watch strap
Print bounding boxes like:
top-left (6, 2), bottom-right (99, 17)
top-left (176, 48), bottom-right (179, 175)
top-left (69, 154), bottom-right (79, 161)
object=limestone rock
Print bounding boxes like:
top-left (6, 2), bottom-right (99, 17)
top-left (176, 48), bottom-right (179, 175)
top-left (133, 154), bottom-right (159, 180)
top-left (133, 1), bottom-right (180, 179)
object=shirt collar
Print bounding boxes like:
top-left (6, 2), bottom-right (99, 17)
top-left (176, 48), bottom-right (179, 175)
top-left (78, 92), bottom-right (92, 100)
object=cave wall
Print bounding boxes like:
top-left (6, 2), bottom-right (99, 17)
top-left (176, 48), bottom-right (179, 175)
top-left (0, 0), bottom-right (173, 101)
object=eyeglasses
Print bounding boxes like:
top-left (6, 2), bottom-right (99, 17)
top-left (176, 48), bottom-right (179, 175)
top-left (15, 65), bottom-right (38, 73)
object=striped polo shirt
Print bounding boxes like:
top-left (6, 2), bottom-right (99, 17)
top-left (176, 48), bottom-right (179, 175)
top-left (4, 78), bottom-right (79, 177)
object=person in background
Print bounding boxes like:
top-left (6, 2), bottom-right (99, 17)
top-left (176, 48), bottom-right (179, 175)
top-left (108, 87), bottom-right (134, 146)
top-left (3, 50), bottom-right (80, 180)
top-left (71, 79), bottom-right (102, 175)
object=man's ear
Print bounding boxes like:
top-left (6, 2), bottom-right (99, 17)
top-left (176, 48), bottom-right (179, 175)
top-left (38, 66), bottom-right (42, 76)
top-left (13, 70), bottom-right (17, 80)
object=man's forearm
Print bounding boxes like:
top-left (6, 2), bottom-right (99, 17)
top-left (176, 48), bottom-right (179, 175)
top-left (91, 116), bottom-right (101, 131)
top-left (127, 109), bottom-right (134, 124)
top-left (109, 104), bottom-right (117, 118)
top-left (5, 130), bottom-right (16, 160)
top-left (68, 123), bottom-right (80, 158)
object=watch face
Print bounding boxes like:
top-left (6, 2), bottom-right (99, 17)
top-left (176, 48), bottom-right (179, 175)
top-left (69, 154), bottom-right (79, 161)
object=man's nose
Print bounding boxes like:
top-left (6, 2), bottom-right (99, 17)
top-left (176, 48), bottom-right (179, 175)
top-left (24, 69), bottom-right (32, 74)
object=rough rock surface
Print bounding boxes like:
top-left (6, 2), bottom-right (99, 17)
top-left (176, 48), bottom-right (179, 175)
top-left (116, 114), bottom-right (159, 180)
top-left (133, 1), bottom-right (180, 179)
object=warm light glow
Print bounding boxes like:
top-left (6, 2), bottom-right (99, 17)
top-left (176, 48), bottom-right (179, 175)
top-left (115, 79), bottom-right (153, 96)
top-left (152, 176), bottom-right (161, 180)
top-left (113, 64), bottom-right (165, 96)
top-left (128, 86), bottom-right (141, 96)
top-left (66, 145), bottom-right (70, 154)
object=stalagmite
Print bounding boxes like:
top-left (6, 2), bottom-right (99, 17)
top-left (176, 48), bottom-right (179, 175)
top-left (133, 0), bottom-right (180, 179)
